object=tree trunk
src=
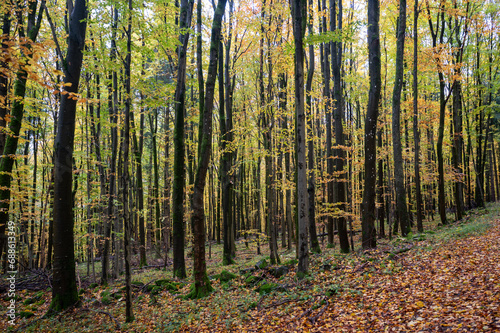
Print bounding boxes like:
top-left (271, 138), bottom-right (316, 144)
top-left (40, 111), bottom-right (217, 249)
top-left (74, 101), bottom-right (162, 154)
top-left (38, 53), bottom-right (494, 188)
top-left (101, 7), bottom-right (118, 285)
top-left (413, 0), bottom-right (423, 232)
top-left (122, 0), bottom-right (134, 320)
top-left (172, 0), bottom-right (194, 279)
top-left (322, 0), bottom-right (334, 247)
top-left (331, 0), bottom-right (349, 253)
top-left (305, 1), bottom-right (320, 254)
top-left (361, 0), bottom-right (380, 249)
top-left (189, 0), bottom-right (227, 298)
top-left (291, 0), bottom-right (309, 276)
top-left (392, 0), bottom-right (409, 236)
top-left (49, 0), bottom-right (86, 313)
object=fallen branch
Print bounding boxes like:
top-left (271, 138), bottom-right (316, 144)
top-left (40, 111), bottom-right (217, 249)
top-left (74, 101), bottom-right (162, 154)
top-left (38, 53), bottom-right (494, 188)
top-left (308, 297), bottom-right (329, 324)
top-left (80, 307), bottom-right (121, 329)
top-left (256, 293), bottom-right (267, 311)
top-left (386, 245), bottom-right (414, 256)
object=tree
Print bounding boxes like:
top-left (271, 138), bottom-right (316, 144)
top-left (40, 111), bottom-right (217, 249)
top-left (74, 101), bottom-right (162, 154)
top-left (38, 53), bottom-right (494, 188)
top-left (361, 0), bottom-right (381, 249)
top-left (331, 0), bottom-right (350, 253)
top-left (392, 0), bottom-right (409, 236)
top-left (172, 0), bottom-right (194, 279)
top-left (188, 0), bottom-right (228, 299)
top-left (122, 0), bottom-right (134, 321)
top-left (49, 0), bottom-right (87, 312)
top-left (413, 0), bottom-right (424, 232)
top-left (305, 0), bottom-right (320, 254)
top-left (426, 0), bottom-right (448, 225)
top-left (291, 0), bottom-right (309, 276)
top-left (0, 0), bottom-right (45, 270)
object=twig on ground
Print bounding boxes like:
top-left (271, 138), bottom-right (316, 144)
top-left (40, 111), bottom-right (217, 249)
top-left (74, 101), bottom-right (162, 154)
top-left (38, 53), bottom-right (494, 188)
top-left (308, 297), bottom-right (329, 324)
top-left (80, 307), bottom-right (121, 329)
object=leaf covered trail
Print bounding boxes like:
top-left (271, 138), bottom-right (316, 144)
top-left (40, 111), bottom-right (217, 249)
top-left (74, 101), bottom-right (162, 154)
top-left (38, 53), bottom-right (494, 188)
top-left (230, 220), bottom-right (500, 332)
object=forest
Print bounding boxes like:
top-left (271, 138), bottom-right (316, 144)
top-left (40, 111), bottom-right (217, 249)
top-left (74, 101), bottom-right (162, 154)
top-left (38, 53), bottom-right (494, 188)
top-left (0, 0), bottom-right (499, 330)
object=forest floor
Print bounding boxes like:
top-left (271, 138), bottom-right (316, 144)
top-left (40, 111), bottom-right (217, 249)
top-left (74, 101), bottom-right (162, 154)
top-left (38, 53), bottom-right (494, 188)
top-left (2, 203), bottom-right (500, 332)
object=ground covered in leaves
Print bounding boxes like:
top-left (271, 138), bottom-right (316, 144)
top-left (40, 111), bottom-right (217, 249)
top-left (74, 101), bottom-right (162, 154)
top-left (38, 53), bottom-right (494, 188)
top-left (2, 204), bottom-right (500, 332)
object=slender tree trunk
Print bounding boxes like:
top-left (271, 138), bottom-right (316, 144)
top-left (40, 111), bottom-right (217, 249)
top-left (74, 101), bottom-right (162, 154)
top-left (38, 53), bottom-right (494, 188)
top-left (219, 37), bottom-right (233, 265)
top-left (322, 0), bottom-right (334, 247)
top-left (392, 0), bottom-right (409, 236)
top-left (189, 0), bottom-right (227, 298)
top-left (331, 0), bottom-right (349, 252)
top-left (172, 0), bottom-right (194, 278)
top-left (377, 129), bottom-right (385, 237)
top-left (122, 0), bottom-right (133, 320)
top-left (361, 0), bottom-right (380, 249)
top-left (413, 0), bottom-right (423, 232)
top-left (291, 0), bottom-right (309, 276)
top-left (101, 7), bottom-right (118, 285)
top-left (305, 1), bottom-right (320, 254)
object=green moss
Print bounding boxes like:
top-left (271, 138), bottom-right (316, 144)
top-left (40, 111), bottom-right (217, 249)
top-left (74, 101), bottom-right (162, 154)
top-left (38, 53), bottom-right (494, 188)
top-left (154, 279), bottom-right (183, 292)
top-left (101, 295), bottom-right (111, 305)
top-left (255, 259), bottom-right (268, 269)
top-left (23, 298), bottom-right (36, 305)
top-left (150, 286), bottom-right (163, 295)
top-left (20, 311), bottom-right (34, 319)
top-left (185, 273), bottom-right (214, 299)
top-left (256, 283), bottom-right (278, 295)
top-left (245, 275), bottom-right (259, 285)
top-left (48, 290), bottom-right (79, 314)
top-left (217, 270), bottom-right (237, 282)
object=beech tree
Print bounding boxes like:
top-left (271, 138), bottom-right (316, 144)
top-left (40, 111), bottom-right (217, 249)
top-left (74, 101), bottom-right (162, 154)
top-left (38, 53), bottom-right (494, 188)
top-left (361, 0), bottom-right (381, 249)
top-left (50, 0), bottom-right (87, 312)
top-left (172, 0), bottom-right (194, 279)
top-left (189, 0), bottom-right (228, 299)
top-left (291, 0), bottom-right (309, 276)
top-left (392, 0), bottom-right (409, 236)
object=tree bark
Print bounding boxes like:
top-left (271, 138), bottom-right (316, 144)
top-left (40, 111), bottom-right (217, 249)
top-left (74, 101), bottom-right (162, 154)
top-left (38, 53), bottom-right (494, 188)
top-left (189, 0), bottom-right (227, 298)
top-left (331, 0), bottom-right (349, 253)
top-left (291, 0), bottom-right (309, 276)
top-left (305, 0), bottom-right (320, 254)
top-left (392, 0), bottom-right (409, 236)
top-left (172, 0), bottom-right (194, 279)
top-left (49, 0), bottom-right (86, 312)
top-left (361, 0), bottom-right (381, 249)
top-left (413, 0), bottom-right (423, 232)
